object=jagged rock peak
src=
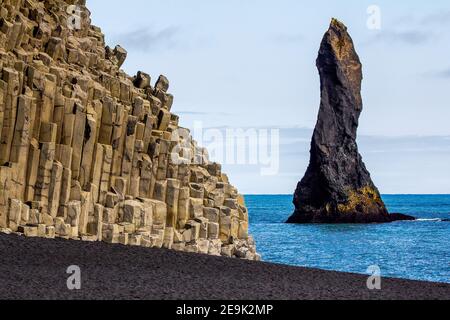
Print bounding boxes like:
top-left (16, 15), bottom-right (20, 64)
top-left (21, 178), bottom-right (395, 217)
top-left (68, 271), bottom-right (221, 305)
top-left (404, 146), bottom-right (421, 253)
top-left (287, 19), bottom-right (391, 224)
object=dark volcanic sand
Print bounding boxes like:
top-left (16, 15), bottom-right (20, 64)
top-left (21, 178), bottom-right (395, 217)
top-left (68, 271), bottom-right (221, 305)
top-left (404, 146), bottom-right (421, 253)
top-left (0, 234), bottom-right (448, 300)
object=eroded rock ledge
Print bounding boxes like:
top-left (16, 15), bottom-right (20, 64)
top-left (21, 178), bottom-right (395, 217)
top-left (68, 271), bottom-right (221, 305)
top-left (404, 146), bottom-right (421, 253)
top-left (0, 0), bottom-right (259, 260)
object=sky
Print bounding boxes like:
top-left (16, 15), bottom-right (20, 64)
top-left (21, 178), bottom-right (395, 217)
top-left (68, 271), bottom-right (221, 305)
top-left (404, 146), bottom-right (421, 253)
top-left (87, 0), bottom-right (450, 194)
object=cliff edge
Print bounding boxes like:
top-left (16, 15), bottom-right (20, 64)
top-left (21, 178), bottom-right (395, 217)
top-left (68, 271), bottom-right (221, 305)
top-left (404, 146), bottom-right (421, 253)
top-left (0, 0), bottom-right (258, 260)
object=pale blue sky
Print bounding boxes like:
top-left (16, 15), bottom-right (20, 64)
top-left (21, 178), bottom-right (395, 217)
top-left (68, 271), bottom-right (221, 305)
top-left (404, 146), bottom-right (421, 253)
top-left (87, 0), bottom-right (450, 194)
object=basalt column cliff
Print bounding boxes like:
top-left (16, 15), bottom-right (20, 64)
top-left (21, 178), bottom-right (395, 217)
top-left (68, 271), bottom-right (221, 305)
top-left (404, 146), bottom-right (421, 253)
top-left (0, 0), bottom-right (259, 260)
top-left (287, 19), bottom-right (390, 224)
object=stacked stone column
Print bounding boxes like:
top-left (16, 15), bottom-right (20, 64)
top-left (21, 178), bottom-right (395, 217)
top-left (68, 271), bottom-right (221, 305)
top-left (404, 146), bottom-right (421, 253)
top-left (0, 0), bottom-right (259, 261)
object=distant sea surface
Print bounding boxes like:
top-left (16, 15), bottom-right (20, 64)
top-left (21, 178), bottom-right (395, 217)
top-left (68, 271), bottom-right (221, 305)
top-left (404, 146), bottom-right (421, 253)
top-left (246, 195), bottom-right (450, 284)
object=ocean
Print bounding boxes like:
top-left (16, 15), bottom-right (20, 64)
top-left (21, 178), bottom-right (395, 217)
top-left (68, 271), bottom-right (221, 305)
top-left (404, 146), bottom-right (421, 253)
top-left (246, 195), bottom-right (450, 284)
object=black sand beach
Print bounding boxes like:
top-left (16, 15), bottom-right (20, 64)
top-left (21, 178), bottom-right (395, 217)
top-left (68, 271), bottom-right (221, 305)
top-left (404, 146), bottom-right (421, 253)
top-left (0, 234), bottom-right (448, 300)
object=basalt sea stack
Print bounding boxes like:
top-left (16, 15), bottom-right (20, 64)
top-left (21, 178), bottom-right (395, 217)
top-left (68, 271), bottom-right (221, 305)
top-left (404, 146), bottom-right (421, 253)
top-left (287, 19), bottom-right (391, 224)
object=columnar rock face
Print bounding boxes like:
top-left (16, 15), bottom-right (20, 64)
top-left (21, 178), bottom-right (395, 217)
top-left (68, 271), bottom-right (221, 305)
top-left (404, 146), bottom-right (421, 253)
top-left (287, 19), bottom-right (390, 224)
top-left (0, 0), bottom-right (259, 260)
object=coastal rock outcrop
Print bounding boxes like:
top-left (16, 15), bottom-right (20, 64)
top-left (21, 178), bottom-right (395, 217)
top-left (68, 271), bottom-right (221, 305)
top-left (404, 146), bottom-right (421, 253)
top-left (287, 19), bottom-right (391, 224)
top-left (0, 0), bottom-right (259, 260)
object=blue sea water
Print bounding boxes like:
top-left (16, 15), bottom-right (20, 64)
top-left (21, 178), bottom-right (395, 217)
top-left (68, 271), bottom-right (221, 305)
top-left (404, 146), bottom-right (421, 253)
top-left (246, 195), bottom-right (450, 284)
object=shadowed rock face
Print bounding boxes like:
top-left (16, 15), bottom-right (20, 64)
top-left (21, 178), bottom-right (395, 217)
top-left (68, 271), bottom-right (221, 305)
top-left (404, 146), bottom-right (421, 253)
top-left (287, 19), bottom-right (390, 224)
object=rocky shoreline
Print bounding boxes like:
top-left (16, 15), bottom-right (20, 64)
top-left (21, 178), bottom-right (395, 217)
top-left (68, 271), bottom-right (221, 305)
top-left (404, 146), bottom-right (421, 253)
top-left (0, 233), bottom-right (449, 300)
